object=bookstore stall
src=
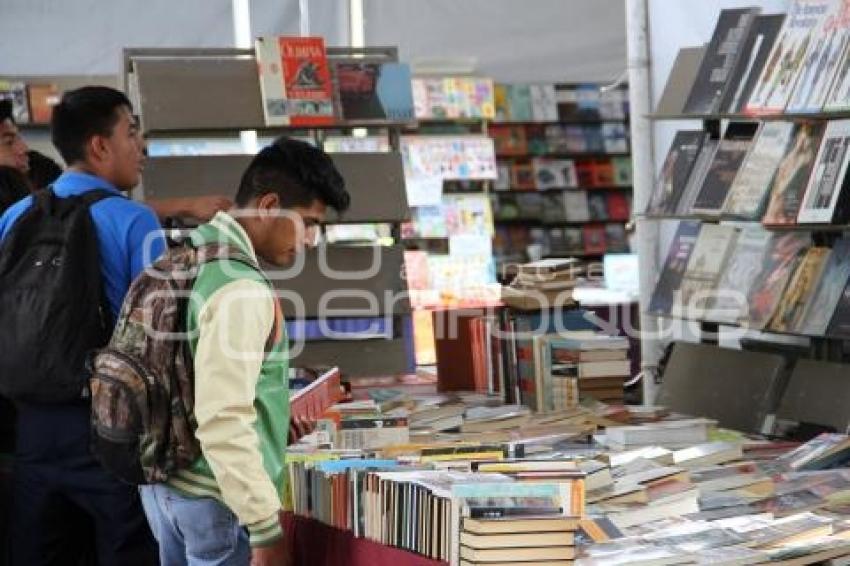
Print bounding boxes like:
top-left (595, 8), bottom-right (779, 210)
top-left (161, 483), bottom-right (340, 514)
top-left (8, 1), bottom-right (850, 566)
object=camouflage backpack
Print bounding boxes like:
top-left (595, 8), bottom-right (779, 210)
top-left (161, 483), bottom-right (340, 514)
top-left (89, 242), bottom-right (268, 484)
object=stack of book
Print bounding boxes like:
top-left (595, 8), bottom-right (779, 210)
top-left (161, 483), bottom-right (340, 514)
top-left (501, 258), bottom-right (582, 310)
top-left (459, 515), bottom-right (579, 566)
top-left (546, 334), bottom-right (631, 407)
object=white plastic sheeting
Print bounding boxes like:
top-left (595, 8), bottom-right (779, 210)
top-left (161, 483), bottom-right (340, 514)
top-left (0, 0), bottom-right (349, 75)
top-left (363, 0), bottom-right (626, 82)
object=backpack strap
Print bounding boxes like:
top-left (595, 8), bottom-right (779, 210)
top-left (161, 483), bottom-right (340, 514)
top-left (78, 188), bottom-right (124, 207)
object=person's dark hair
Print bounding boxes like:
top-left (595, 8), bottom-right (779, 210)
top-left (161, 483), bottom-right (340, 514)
top-left (27, 150), bottom-right (63, 189)
top-left (0, 100), bottom-right (13, 124)
top-left (0, 165), bottom-right (32, 215)
top-left (234, 137), bottom-right (350, 213)
top-left (51, 86), bottom-right (132, 166)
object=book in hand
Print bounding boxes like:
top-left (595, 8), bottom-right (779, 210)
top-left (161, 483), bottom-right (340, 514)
top-left (649, 220), bottom-right (701, 315)
top-left (797, 119), bottom-right (850, 223)
top-left (744, 0), bottom-right (831, 115)
top-left (763, 122), bottom-right (825, 225)
top-left (683, 7), bottom-right (760, 115)
top-left (646, 130), bottom-right (706, 216)
top-left (334, 61), bottom-right (415, 121)
top-left (786, 0), bottom-right (850, 113)
top-left (691, 122), bottom-right (759, 217)
top-left (723, 121), bottom-right (797, 219)
top-left (722, 14), bottom-right (787, 113)
top-left (799, 237), bottom-right (850, 335)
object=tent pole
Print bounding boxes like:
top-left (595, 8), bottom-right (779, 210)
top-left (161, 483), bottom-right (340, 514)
top-left (626, 0), bottom-right (662, 405)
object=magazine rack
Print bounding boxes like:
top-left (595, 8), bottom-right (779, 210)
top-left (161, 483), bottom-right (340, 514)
top-left (124, 46), bottom-right (413, 376)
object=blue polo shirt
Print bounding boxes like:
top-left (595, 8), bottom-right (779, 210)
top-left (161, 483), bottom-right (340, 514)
top-left (0, 171), bottom-right (166, 319)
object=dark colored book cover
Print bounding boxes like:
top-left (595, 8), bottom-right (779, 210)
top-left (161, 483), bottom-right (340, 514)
top-left (587, 193), bottom-right (608, 221)
top-left (542, 192), bottom-right (567, 223)
top-left (684, 8), bottom-right (760, 115)
top-left (826, 250), bottom-right (850, 338)
top-left (723, 14), bottom-right (786, 113)
top-left (576, 83), bottom-right (601, 119)
top-left (649, 220), bottom-right (702, 314)
top-left (763, 122), bottom-right (826, 225)
top-left (692, 122), bottom-right (759, 216)
top-left (797, 119), bottom-right (850, 223)
top-left (555, 84), bottom-right (579, 120)
top-left (605, 224), bottom-right (629, 253)
top-left (647, 130), bottom-right (706, 216)
top-left (335, 61), bottom-right (415, 121)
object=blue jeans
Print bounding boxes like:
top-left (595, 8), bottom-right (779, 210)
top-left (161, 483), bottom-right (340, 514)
top-left (140, 484), bottom-right (250, 566)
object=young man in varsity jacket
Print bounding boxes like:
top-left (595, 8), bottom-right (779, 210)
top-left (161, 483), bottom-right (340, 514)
top-left (139, 137), bottom-right (350, 566)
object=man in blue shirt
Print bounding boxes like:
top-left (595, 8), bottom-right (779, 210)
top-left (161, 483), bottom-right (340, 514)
top-left (1, 86), bottom-right (164, 565)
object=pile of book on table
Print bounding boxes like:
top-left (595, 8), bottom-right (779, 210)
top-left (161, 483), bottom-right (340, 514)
top-left (501, 258), bottom-right (583, 310)
top-left (286, 390), bottom-right (850, 566)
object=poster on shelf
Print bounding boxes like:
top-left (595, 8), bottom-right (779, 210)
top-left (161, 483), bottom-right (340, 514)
top-left (404, 176), bottom-right (443, 207)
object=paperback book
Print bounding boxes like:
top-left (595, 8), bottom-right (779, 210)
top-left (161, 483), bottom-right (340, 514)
top-left (786, 0), bottom-right (850, 113)
top-left (721, 14), bottom-right (787, 113)
top-left (797, 119), bottom-right (850, 223)
top-left (646, 130), bottom-right (706, 216)
top-left (649, 221), bottom-right (702, 315)
top-left (763, 122), bottom-right (826, 225)
top-left (745, 0), bottom-right (831, 114)
top-left (723, 121), bottom-right (797, 219)
top-left (691, 122), bottom-right (760, 217)
top-left (683, 8), bottom-right (760, 115)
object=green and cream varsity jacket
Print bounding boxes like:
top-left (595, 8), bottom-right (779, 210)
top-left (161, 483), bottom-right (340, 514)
top-left (167, 211), bottom-right (288, 547)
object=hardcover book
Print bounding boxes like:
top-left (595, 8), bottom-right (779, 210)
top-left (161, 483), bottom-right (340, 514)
top-left (762, 122), bottom-right (825, 225)
top-left (723, 121), bottom-right (796, 219)
top-left (745, 0), bottom-right (831, 114)
top-left (691, 122), bottom-right (760, 217)
top-left (683, 7), bottom-right (760, 115)
top-left (797, 119), bottom-right (850, 223)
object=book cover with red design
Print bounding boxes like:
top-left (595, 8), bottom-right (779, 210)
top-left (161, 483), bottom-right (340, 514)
top-left (280, 37), bottom-right (335, 126)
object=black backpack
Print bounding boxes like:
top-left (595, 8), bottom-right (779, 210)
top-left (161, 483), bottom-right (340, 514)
top-left (0, 188), bottom-right (117, 403)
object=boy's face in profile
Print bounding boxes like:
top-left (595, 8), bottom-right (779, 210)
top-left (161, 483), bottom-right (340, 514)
top-left (253, 193), bottom-right (326, 266)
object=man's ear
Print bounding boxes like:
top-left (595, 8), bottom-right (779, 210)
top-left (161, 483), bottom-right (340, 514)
top-left (256, 192), bottom-right (280, 220)
top-left (88, 134), bottom-right (109, 164)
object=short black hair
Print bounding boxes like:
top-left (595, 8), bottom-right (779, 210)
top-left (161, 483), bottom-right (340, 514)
top-left (0, 166), bottom-right (32, 216)
top-left (27, 150), bottom-right (63, 189)
top-left (234, 137), bottom-right (350, 213)
top-left (51, 86), bottom-right (132, 166)
top-left (0, 100), bottom-right (13, 124)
